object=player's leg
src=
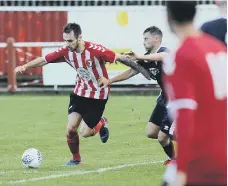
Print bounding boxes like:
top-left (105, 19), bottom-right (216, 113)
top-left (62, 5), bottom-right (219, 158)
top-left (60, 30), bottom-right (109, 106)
top-left (66, 112), bottom-right (82, 165)
top-left (80, 116), bottom-right (107, 137)
top-left (169, 121), bottom-right (176, 141)
top-left (146, 122), bottom-right (160, 139)
top-left (80, 116), bottom-right (108, 136)
top-left (158, 108), bottom-right (175, 162)
top-left (79, 121), bottom-right (87, 136)
top-left (158, 130), bottom-right (174, 164)
top-left (169, 121), bottom-right (178, 154)
top-left (65, 94), bottom-right (85, 166)
top-left (146, 103), bottom-right (164, 139)
top-left (98, 116), bottom-right (109, 143)
top-left (80, 98), bottom-right (109, 143)
top-left (79, 120), bottom-right (94, 137)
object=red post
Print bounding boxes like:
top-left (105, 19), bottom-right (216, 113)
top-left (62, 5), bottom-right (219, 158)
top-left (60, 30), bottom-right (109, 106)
top-left (7, 37), bottom-right (17, 92)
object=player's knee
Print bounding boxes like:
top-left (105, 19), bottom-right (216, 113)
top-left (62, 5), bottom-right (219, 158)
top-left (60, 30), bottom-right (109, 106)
top-left (146, 124), bottom-right (159, 139)
top-left (67, 123), bottom-right (78, 134)
top-left (81, 128), bottom-right (93, 138)
top-left (158, 132), bottom-right (169, 146)
top-left (81, 132), bottom-right (90, 138)
top-left (146, 131), bottom-right (158, 139)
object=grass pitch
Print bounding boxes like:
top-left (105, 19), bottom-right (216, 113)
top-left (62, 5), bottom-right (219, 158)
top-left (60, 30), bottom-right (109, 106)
top-left (0, 95), bottom-right (166, 186)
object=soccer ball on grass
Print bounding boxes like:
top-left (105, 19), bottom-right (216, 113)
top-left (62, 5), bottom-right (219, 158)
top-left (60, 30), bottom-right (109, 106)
top-left (21, 148), bottom-right (43, 168)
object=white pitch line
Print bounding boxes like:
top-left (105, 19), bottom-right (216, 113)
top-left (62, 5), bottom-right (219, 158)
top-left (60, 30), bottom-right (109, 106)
top-left (0, 171), bottom-right (14, 175)
top-left (0, 170), bottom-right (71, 175)
top-left (8, 161), bottom-right (163, 184)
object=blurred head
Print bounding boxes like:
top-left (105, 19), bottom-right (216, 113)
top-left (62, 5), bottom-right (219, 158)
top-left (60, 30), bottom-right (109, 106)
top-left (143, 26), bottom-right (163, 52)
top-left (166, 1), bottom-right (196, 34)
top-left (62, 23), bottom-right (82, 51)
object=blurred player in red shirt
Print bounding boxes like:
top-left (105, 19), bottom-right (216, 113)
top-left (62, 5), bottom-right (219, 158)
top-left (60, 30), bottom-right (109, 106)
top-left (162, 1), bottom-right (227, 186)
top-left (15, 23), bottom-right (151, 166)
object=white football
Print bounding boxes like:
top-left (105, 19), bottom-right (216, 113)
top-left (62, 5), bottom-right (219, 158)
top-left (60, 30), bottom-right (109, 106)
top-left (21, 148), bottom-right (43, 168)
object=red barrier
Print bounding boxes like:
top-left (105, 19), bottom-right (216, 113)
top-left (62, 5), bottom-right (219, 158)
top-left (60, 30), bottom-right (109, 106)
top-left (0, 11), bottom-right (67, 76)
top-left (7, 37), bottom-right (17, 92)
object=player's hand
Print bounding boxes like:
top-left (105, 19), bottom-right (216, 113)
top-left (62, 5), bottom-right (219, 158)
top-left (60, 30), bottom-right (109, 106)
top-left (15, 65), bottom-right (27, 74)
top-left (98, 76), bottom-right (110, 88)
top-left (124, 51), bottom-right (138, 60)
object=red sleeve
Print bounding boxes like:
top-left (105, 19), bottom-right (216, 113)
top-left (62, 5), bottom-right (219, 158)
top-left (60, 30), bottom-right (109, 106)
top-left (163, 52), bottom-right (198, 173)
top-left (102, 46), bottom-right (116, 63)
top-left (87, 42), bottom-right (116, 63)
top-left (44, 47), bottom-right (68, 63)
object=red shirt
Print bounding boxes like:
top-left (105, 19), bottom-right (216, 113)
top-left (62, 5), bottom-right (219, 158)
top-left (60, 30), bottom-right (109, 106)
top-left (163, 34), bottom-right (227, 185)
top-left (44, 41), bottom-right (116, 99)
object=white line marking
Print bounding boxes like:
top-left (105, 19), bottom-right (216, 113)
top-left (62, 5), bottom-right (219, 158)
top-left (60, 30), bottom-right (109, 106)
top-left (0, 170), bottom-right (71, 175)
top-left (0, 171), bottom-right (13, 175)
top-left (8, 161), bottom-right (162, 184)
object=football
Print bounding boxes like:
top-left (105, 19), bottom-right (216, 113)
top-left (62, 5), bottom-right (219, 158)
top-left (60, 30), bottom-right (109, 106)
top-left (21, 148), bottom-right (43, 168)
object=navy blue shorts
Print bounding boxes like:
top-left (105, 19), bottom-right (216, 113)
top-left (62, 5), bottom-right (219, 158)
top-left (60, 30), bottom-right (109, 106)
top-left (149, 103), bottom-right (172, 135)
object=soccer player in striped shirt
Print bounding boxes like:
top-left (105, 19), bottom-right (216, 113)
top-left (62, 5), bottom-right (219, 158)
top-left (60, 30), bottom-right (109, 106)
top-left (15, 23), bottom-right (151, 166)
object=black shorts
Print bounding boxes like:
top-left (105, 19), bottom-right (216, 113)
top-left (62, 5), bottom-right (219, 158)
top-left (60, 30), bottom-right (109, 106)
top-left (68, 93), bottom-right (108, 129)
top-left (149, 103), bottom-right (172, 135)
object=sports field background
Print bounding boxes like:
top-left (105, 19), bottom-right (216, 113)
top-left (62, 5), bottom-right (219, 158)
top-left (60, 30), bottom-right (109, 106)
top-left (0, 95), bottom-right (166, 186)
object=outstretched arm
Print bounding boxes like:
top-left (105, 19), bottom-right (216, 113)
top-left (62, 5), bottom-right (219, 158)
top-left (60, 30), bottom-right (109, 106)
top-left (15, 57), bottom-right (47, 74)
top-left (98, 68), bottom-right (138, 87)
top-left (137, 52), bottom-right (168, 61)
top-left (94, 45), bottom-right (152, 80)
top-left (15, 47), bottom-right (68, 74)
top-left (115, 54), bottom-right (152, 80)
top-left (110, 68), bottom-right (138, 83)
top-left (123, 51), bottom-right (168, 62)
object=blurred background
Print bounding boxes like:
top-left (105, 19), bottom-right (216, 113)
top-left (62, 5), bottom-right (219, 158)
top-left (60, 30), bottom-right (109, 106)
top-left (0, 0), bottom-right (220, 95)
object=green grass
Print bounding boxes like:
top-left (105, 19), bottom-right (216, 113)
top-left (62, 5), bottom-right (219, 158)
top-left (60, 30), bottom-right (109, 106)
top-left (0, 95), bottom-right (166, 186)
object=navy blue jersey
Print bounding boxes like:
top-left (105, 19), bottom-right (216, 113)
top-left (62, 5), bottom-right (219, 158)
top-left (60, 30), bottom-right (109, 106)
top-left (137, 47), bottom-right (169, 106)
top-left (201, 18), bottom-right (227, 45)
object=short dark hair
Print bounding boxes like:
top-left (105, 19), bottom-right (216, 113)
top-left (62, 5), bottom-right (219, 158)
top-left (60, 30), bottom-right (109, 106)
top-left (166, 1), bottom-right (196, 24)
top-left (62, 23), bottom-right (82, 38)
top-left (143, 26), bottom-right (163, 38)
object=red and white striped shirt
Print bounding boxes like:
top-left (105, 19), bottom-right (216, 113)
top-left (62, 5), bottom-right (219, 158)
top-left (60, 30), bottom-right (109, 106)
top-left (44, 41), bottom-right (116, 99)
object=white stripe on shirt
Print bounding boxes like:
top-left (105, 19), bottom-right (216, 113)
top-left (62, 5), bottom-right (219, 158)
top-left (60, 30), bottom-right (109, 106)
top-left (94, 57), bottom-right (109, 99)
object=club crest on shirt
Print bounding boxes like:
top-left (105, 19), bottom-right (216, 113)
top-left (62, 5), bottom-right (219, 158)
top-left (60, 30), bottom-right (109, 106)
top-left (86, 60), bottom-right (93, 68)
